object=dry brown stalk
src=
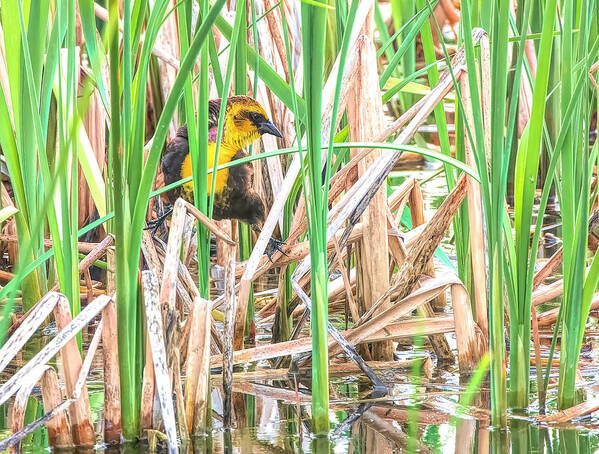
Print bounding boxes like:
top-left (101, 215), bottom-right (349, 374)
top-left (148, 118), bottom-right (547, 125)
top-left (140, 333), bottom-right (156, 432)
top-left (232, 381), bottom-right (311, 404)
top-left (142, 270), bottom-right (178, 449)
top-left (450, 283), bottom-right (486, 372)
top-left (54, 298), bottom-right (95, 446)
top-left (532, 279), bottom-right (564, 307)
top-left (0, 293), bottom-right (62, 374)
top-left (10, 365), bottom-right (56, 442)
top-left (8, 235), bottom-right (114, 337)
top-left (233, 29), bottom-right (481, 354)
top-left (357, 176), bottom-right (468, 327)
top-left (5, 320), bottom-right (102, 451)
top-left (589, 60), bottom-right (599, 89)
top-left (533, 248), bottom-right (564, 290)
top-left (538, 399), bottom-right (599, 424)
top-left (460, 74), bottom-right (488, 336)
top-left (211, 314), bottom-right (456, 368)
top-left (0, 296), bottom-right (110, 407)
top-left (234, 223), bottom-right (364, 280)
top-left (0, 235), bottom-right (108, 254)
top-left (222, 233), bottom-right (237, 429)
top-left (331, 176), bottom-right (469, 363)
top-left (329, 275), bottom-right (461, 359)
top-left (0, 298), bottom-right (109, 451)
top-left (333, 235), bottom-right (360, 323)
top-left (410, 181), bottom-right (446, 314)
top-left (173, 360), bottom-right (189, 440)
top-left (101, 298), bottom-right (121, 443)
top-left (41, 368), bottom-right (74, 448)
top-left (140, 233), bottom-right (159, 431)
top-left (191, 301), bottom-right (213, 434)
top-left (184, 296), bottom-right (212, 434)
top-left (1, 183), bottom-right (18, 264)
top-left (386, 208), bottom-right (408, 268)
top-left (183, 200), bottom-right (236, 245)
top-left (159, 199), bottom-right (186, 366)
top-left (347, 34), bottom-right (392, 360)
top-left (538, 293), bottom-right (599, 327)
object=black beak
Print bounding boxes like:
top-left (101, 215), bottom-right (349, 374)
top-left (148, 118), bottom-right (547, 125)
top-left (258, 120), bottom-right (283, 138)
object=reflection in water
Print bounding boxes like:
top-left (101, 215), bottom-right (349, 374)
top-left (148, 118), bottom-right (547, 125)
top-left (5, 353), bottom-right (599, 452)
top-left (2, 170), bottom-right (597, 454)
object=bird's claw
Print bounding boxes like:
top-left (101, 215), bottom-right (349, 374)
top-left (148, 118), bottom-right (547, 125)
top-left (265, 237), bottom-right (287, 263)
top-left (144, 218), bottom-right (162, 238)
top-left (144, 207), bottom-right (173, 239)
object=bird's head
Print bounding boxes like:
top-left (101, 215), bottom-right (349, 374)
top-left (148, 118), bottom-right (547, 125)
top-left (222, 96), bottom-right (283, 148)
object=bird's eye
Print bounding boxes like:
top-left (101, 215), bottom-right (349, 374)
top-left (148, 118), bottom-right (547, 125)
top-left (248, 112), bottom-right (260, 122)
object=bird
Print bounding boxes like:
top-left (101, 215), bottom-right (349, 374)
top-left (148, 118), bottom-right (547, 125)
top-left (149, 96), bottom-right (285, 259)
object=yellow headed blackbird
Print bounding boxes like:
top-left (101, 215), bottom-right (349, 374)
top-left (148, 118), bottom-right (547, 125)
top-left (153, 96), bottom-right (284, 256)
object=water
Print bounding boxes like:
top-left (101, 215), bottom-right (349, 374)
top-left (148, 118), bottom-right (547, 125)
top-left (2, 160), bottom-right (597, 453)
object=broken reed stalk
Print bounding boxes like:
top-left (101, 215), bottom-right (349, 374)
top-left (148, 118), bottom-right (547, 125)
top-left (10, 365), bottom-right (59, 443)
top-left (181, 218), bottom-right (213, 433)
top-left (8, 235), bottom-right (115, 337)
top-left (101, 297), bottom-right (122, 443)
top-left (290, 281), bottom-right (387, 395)
top-left (211, 314), bottom-right (456, 368)
top-left (460, 72), bottom-right (488, 336)
top-left (356, 175), bottom-right (469, 326)
top-left (0, 319), bottom-right (103, 451)
top-left (0, 292), bottom-right (63, 374)
top-left (333, 235), bottom-right (360, 323)
top-left (142, 270), bottom-right (178, 449)
top-left (41, 369), bottom-right (74, 448)
top-left (538, 398), bottom-right (599, 424)
top-left (54, 297), bottom-right (95, 445)
top-left (0, 295), bottom-right (111, 407)
top-left (189, 298), bottom-right (212, 434)
top-left (450, 283), bottom-right (486, 373)
top-left (329, 275), bottom-right (462, 358)
top-left (347, 33), bottom-right (392, 360)
top-left (404, 182), bottom-right (453, 362)
top-left (222, 227), bottom-right (237, 429)
top-left (409, 180), bottom-right (444, 309)
top-left (183, 200), bottom-right (236, 245)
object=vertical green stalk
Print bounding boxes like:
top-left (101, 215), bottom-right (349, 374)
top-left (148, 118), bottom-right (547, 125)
top-left (557, 0), bottom-right (598, 409)
top-left (107, 0), bottom-right (142, 439)
top-left (459, 0), bottom-right (509, 426)
top-left (300, 0), bottom-right (329, 434)
top-left (234, 1), bottom-right (255, 338)
top-left (510, 0), bottom-right (556, 410)
top-left (194, 0), bottom-right (211, 299)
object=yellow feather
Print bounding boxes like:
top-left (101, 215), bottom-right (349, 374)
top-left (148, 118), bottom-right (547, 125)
top-left (180, 141), bottom-right (240, 196)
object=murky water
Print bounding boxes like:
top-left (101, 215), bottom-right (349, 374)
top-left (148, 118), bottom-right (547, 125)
top-left (3, 160), bottom-right (597, 453)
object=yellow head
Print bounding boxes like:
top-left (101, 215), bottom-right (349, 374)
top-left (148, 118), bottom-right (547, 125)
top-left (221, 96), bottom-right (283, 148)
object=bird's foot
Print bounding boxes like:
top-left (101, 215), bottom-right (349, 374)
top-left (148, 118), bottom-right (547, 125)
top-left (251, 225), bottom-right (287, 262)
top-left (265, 237), bottom-right (287, 263)
top-left (145, 207), bottom-right (173, 238)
